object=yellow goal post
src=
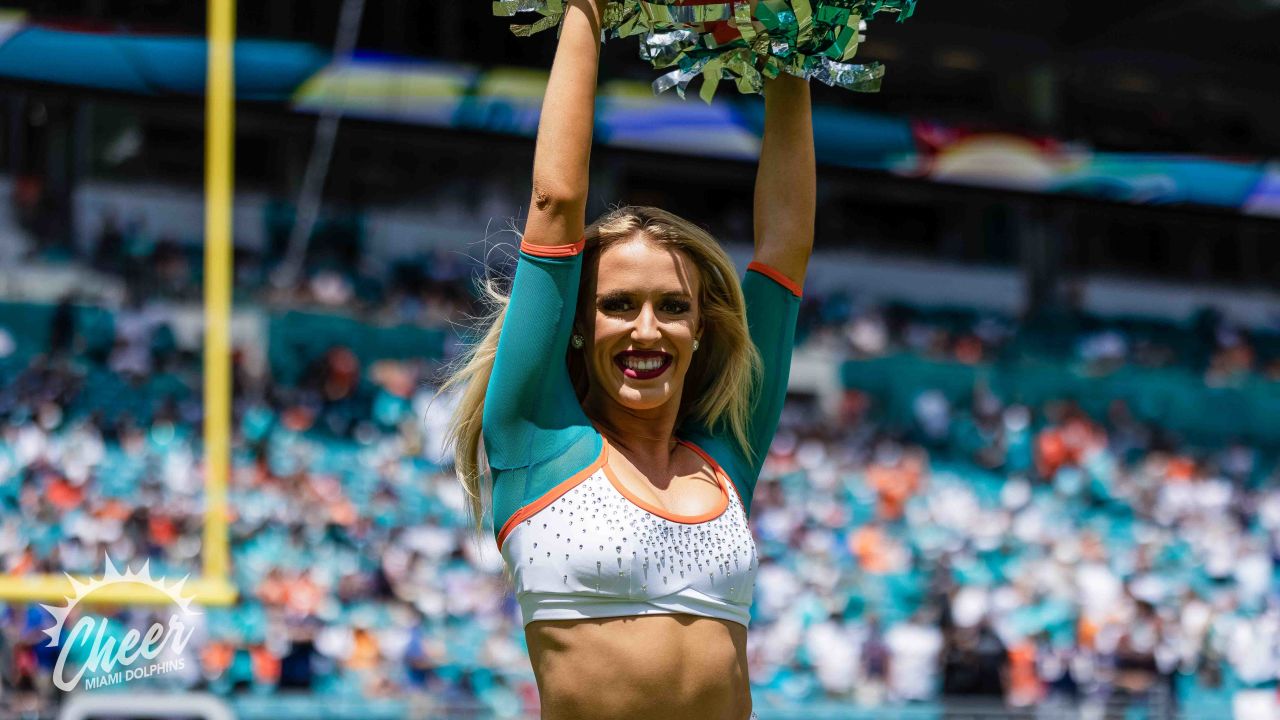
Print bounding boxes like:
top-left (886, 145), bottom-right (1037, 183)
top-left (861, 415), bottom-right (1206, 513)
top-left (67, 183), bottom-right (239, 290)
top-left (0, 0), bottom-right (239, 608)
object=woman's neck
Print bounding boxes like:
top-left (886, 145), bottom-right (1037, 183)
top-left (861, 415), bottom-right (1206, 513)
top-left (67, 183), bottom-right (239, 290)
top-left (583, 391), bottom-right (683, 471)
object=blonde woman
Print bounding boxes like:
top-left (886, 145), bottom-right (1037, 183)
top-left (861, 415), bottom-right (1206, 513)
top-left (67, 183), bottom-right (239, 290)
top-left (443, 0), bottom-right (813, 714)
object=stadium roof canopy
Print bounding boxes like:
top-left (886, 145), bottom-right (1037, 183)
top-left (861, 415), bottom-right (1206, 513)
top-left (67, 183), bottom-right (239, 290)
top-left (0, 14), bottom-right (1274, 217)
top-left (0, 24), bottom-right (324, 99)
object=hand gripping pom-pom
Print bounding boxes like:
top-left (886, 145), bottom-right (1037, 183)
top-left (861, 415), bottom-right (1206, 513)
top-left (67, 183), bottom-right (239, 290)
top-left (496, 0), bottom-right (917, 102)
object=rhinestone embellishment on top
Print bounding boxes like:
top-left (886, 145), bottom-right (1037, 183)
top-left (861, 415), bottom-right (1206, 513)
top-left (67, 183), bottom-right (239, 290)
top-left (503, 464), bottom-right (758, 610)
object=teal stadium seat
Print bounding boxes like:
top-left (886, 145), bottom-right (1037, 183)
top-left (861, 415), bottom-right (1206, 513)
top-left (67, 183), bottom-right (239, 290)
top-left (0, 301), bottom-right (55, 359)
top-left (843, 353), bottom-right (1280, 450)
top-left (268, 310), bottom-right (447, 386)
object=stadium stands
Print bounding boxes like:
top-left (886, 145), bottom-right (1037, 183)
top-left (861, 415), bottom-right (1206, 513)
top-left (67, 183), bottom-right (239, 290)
top-left (2, 212), bottom-right (1278, 717)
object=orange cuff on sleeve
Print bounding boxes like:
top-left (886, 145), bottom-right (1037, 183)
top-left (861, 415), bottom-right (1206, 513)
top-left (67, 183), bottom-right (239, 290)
top-left (520, 237), bottom-right (586, 257)
top-left (747, 260), bottom-right (803, 297)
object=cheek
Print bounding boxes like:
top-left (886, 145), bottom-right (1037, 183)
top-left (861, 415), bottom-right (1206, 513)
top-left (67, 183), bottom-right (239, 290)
top-left (592, 313), bottom-right (628, 343)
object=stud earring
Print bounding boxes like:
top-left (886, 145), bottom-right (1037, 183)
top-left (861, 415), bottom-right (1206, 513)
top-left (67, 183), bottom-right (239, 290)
top-left (571, 334), bottom-right (584, 349)
top-left (692, 339), bottom-right (700, 352)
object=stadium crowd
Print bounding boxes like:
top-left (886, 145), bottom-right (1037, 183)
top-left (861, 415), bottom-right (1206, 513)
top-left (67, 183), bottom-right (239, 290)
top-left (0, 218), bottom-right (1278, 718)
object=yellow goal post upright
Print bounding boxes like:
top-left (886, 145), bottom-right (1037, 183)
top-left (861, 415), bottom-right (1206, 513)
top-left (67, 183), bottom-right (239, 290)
top-left (0, 0), bottom-right (239, 607)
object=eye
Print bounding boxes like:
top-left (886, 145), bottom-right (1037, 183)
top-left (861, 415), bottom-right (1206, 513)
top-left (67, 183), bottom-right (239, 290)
top-left (600, 298), bottom-right (631, 313)
top-left (662, 299), bottom-right (691, 314)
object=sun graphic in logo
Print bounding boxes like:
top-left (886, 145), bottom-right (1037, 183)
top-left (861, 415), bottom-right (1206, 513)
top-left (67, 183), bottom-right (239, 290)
top-left (40, 556), bottom-right (201, 647)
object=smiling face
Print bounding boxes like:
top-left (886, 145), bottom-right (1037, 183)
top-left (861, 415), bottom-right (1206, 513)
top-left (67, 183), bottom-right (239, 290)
top-left (579, 236), bottom-right (703, 413)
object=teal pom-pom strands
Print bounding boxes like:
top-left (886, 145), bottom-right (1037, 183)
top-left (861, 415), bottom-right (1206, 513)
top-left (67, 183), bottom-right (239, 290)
top-left (492, 0), bottom-right (917, 102)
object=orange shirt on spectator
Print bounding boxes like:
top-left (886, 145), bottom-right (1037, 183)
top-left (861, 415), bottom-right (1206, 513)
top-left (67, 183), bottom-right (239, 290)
top-left (850, 525), bottom-right (893, 575)
top-left (201, 641), bottom-right (234, 676)
top-left (346, 628), bottom-right (380, 671)
top-left (250, 643), bottom-right (281, 684)
top-left (869, 462), bottom-right (920, 521)
top-left (1007, 640), bottom-right (1042, 706)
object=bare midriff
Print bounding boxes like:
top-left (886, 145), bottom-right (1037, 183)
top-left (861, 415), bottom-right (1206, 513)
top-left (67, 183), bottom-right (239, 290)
top-left (527, 614), bottom-right (751, 720)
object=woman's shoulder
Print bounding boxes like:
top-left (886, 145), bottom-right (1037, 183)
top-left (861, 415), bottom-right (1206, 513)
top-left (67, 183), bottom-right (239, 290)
top-left (486, 415), bottom-right (599, 471)
top-left (677, 429), bottom-right (753, 495)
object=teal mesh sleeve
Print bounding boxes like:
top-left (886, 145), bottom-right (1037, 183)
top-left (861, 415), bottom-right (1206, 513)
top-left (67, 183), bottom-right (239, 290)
top-left (680, 264), bottom-right (801, 517)
top-left (482, 249), bottom-right (601, 544)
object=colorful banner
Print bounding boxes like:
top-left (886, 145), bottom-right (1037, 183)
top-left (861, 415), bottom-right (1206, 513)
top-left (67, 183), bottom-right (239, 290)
top-left (0, 23), bottom-right (324, 99)
top-left (903, 122), bottom-right (1269, 209)
top-left (293, 54), bottom-right (475, 127)
top-left (1244, 163), bottom-right (1280, 218)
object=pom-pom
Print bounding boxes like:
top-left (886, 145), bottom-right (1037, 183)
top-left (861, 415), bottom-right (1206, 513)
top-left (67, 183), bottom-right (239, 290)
top-left (494, 0), bottom-right (918, 102)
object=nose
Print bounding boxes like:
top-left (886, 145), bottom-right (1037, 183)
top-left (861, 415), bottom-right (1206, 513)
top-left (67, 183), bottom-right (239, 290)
top-left (631, 302), bottom-right (662, 344)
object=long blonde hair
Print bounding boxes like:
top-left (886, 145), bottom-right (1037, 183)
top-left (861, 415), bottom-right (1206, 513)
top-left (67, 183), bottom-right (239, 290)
top-left (438, 206), bottom-right (762, 537)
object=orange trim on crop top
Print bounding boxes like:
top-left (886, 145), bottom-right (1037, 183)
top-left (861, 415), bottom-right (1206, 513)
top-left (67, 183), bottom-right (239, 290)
top-left (497, 432), bottom-right (742, 549)
top-left (679, 436), bottom-right (745, 508)
top-left (520, 237), bottom-right (586, 257)
top-left (600, 434), bottom-right (731, 524)
top-left (496, 441), bottom-right (608, 549)
top-left (747, 260), bottom-right (803, 297)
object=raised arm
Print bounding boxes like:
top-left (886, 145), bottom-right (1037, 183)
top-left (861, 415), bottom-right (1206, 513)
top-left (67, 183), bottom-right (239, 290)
top-left (751, 73), bottom-right (815, 283)
top-left (723, 75), bottom-right (812, 506)
top-left (482, 4), bottom-right (605, 471)
top-left (521, 0), bottom-right (605, 249)
top-left (680, 76), bottom-right (814, 513)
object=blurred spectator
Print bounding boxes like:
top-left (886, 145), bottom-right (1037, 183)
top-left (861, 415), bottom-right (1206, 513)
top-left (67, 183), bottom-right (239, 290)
top-left (2, 239), bottom-right (1280, 719)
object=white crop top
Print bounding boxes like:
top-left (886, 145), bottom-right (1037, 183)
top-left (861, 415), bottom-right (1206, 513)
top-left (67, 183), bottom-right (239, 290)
top-left (497, 434), bottom-right (759, 628)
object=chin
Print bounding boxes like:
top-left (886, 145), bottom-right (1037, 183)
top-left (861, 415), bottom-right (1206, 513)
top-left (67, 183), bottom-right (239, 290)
top-left (612, 389), bottom-right (672, 411)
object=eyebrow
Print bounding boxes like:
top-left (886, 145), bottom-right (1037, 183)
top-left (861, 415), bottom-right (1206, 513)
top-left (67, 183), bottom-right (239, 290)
top-left (597, 290), bottom-right (693, 300)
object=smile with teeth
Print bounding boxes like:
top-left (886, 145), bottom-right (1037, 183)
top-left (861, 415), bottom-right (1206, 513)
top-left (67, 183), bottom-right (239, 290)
top-left (624, 357), bottom-right (664, 370)
top-left (614, 352), bottom-right (672, 379)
